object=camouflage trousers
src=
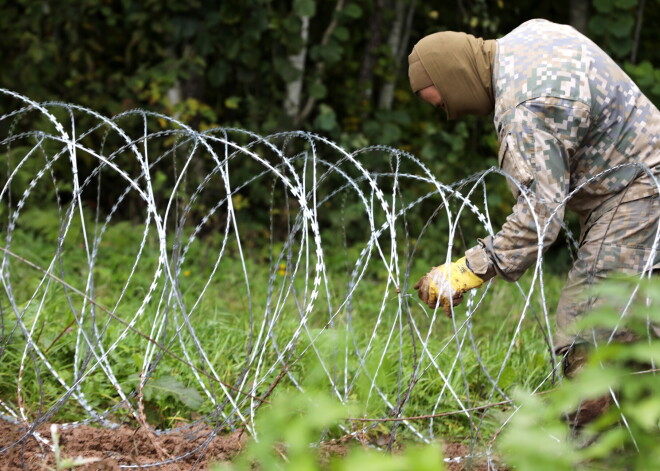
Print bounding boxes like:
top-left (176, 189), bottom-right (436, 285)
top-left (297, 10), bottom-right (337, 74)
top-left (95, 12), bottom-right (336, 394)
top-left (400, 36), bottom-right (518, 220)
top-left (555, 194), bottom-right (660, 357)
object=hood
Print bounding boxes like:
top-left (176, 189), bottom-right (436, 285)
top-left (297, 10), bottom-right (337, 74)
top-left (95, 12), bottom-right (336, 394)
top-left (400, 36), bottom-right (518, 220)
top-left (408, 31), bottom-right (496, 119)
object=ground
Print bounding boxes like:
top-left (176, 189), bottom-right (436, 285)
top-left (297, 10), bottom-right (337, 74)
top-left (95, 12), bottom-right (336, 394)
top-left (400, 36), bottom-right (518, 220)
top-left (0, 420), bottom-right (497, 470)
top-left (0, 421), bottom-right (243, 470)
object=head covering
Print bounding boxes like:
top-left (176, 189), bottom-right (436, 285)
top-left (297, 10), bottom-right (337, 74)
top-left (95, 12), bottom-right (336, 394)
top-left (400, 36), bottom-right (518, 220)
top-left (408, 50), bottom-right (434, 92)
top-left (408, 32), bottom-right (496, 120)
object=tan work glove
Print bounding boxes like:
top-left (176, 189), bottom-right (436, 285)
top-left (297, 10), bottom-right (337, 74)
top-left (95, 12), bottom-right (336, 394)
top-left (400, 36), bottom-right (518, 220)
top-left (413, 257), bottom-right (484, 316)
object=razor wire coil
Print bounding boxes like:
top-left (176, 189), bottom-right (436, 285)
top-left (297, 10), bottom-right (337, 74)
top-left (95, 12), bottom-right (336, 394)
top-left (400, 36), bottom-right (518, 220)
top-left (1, 89), bottom-right (658, 468)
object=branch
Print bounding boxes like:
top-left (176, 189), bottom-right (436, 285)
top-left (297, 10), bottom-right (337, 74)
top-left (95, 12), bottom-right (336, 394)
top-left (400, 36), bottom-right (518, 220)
top-left (630, 0), bottom-right (646, 65)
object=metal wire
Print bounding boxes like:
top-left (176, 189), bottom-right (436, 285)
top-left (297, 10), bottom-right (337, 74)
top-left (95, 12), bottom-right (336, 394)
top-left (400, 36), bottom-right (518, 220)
top-left (1, 89), bottom-right (658, 468)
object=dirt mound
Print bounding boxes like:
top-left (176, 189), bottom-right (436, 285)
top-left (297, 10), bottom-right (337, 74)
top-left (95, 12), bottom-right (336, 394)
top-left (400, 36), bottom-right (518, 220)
top-left (0, 420), bottom-right (244, 470)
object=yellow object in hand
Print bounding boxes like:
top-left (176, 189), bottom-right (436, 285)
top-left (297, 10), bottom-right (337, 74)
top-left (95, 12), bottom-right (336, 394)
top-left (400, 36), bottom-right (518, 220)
top-left (413, 257), bottom-right (484, 315)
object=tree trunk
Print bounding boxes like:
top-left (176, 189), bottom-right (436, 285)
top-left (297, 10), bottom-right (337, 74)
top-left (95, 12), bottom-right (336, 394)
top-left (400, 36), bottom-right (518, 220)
top-left (299, 0), bottom-right (346, 123)
top-left (167, 82), bottom-right (182, 107)
top-left (378, 0), bottom-right (416, 110)
top-left (167, 45), bottom-right (205, 109)
top-left (358, 0), bottom-right (384, 104)
top-left (166, 47), bottom-right (182, 108)
top-left (569, 0), bottom-right (589, 34)
top-left (284, 15), bottom-right (310, 121)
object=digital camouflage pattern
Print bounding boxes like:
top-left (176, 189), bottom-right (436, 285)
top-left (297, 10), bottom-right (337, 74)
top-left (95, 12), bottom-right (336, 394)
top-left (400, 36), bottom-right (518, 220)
top-left (554, 195), bottom-right (660, 350)
top-left (463, 19), bottom-right (660, 352)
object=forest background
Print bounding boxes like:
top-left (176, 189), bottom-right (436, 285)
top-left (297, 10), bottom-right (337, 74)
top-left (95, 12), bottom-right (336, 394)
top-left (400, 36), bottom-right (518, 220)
top-left (2, 0), bottom-right (660, 261)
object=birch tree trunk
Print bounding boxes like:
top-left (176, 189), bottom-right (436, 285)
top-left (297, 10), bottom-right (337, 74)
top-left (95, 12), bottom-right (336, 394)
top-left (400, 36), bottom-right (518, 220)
top-left (299, 0), bottom-right (346, 123)
top-left (284, 15), bottom-right (310, 121)
top-left (166, 47), bottom-right (182, 109)
top-left (378, 0), bottom-right (416, 110)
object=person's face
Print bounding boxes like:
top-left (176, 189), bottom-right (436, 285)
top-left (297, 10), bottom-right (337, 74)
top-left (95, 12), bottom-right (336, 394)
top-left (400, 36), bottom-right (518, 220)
top-left (417, 85), bottom-right (445, 111)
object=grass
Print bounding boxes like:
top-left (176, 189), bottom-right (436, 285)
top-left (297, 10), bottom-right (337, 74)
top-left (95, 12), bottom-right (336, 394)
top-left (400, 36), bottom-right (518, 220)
top-left (0, 218), bottom-right (564, 447)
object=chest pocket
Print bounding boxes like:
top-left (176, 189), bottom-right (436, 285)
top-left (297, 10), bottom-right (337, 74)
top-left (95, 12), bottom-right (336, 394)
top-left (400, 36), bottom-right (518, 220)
top-left (498, 133), bottom-right (534, 198)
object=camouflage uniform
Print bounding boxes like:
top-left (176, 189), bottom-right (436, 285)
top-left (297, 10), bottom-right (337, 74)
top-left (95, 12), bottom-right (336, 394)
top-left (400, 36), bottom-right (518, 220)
top-left (463, 19), bottom-right (660, 354)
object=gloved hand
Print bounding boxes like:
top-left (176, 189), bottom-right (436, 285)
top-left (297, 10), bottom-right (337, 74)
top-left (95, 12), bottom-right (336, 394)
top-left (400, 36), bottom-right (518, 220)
top-left (413, 257), bottom-right (484, 315)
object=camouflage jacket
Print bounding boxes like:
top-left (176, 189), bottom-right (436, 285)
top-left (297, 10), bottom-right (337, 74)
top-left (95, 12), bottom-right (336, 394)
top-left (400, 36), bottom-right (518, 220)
top-left (465, 19), bottom-right (660, 281)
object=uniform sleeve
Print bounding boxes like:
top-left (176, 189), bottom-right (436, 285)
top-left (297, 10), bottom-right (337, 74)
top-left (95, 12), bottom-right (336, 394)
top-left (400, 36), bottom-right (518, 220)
top-left (466, 98), bottom-right (591, 281)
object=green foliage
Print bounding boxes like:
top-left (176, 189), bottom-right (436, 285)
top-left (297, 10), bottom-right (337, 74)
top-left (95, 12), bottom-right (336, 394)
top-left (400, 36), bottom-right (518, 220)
top-left (293, 0), bottom-right (316, 18)
top-left (499, 278), bottom-right (660, 470)
top-left (0, 218), bottom-right (558, 437)
top-left (128, 374), bottom-right (204, 409)
top-left (3, 1), bottom-right (660, 238)
top-left (625, 60), bottom-right (660, 105)
top-left (217, 367), bottom-right (446, 471)
top-left (233, 391), bottom-right (348, 471)
top-left (589, 0), bottom-right (638, 57)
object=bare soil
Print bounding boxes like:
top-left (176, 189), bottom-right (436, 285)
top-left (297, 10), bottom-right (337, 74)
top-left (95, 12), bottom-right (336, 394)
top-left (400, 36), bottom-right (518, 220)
top-left (0, 421), bottom-right (244, 470)
top-left (0, 420), bottom-right (498, 470)
top-left (443, 442), bottom-right (497, 471)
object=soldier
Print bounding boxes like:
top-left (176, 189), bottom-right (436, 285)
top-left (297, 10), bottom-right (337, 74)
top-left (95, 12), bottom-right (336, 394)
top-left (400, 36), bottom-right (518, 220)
top-left (409, 19), bottom-right (660, 424)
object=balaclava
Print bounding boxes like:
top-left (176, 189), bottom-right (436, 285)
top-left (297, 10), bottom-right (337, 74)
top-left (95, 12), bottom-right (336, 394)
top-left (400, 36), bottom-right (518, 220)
top-left (408, 31), bottom-right (496, 120)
